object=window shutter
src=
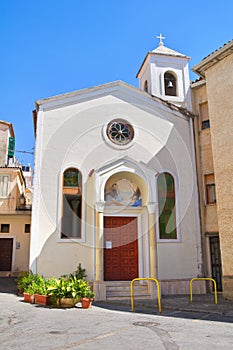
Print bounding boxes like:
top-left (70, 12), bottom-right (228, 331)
top-left (8, 137), bottom-right (15, 158)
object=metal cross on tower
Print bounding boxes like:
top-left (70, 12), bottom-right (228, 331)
top-left (156, 33), bottom-right (165, 46)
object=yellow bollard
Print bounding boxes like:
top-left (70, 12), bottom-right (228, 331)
top-left (190, 277), bottom-right (218, 304)
top-left (130, 278), bottom-right (162, 313)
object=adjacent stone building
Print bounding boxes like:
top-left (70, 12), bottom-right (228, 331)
top-left (0, 121), bottom-right (31, 275)
top-left (192, 40), bottom-right (233, 299)
top-left (0, 120), bottom-right (15, 166)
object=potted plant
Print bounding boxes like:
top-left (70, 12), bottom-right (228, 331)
top-left (79, 280), bottom-right (95, 309)
top-left (23, 283), bottom-right (36, 303)
top-left (81, 290), bottom-right (95, 309)
top-left (16, 271), bottom-right (38, 303)
top-left (16, 271), bottom-right (29, 295)
top-left (16, 271), bottom-right (33, 294)
top-left (47, 277), bottom-right (80, 308)
top-left (33, 276), bottom-right (51, 306)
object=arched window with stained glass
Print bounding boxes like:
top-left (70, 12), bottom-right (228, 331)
top-left (61, 168), bottom-right (82, 239)
top-left (158, 172), bottom-right (177, 239)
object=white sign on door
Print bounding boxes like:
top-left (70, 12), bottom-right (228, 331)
top-left (106, 241), bottom-right (112, 249)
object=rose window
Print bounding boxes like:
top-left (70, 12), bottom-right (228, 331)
top-left (106, 119), bottom-right (134, 145)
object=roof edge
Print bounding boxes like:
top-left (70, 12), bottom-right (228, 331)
top-left (191, 78), bottom-right (206, 89)
top-left (34, 79), bottom-right (194, 120)
top-left (136, 51), bottom-right (190, 78)
top-left (0, 120), bottom-right (15, 137)
top-left (192, 39), bottom-right (233, 77)
top-left (0, 166), bottom-right (26, 187)
top-left (35, 80), bottom-right (129, 109)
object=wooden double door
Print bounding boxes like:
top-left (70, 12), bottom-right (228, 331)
top-left (104, 216), bottom-right (138, 281)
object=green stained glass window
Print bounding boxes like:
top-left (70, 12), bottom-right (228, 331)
top-left (63, 168), bottom-right (80, 187)
top-left (158, 173), bottom-right (177, 239)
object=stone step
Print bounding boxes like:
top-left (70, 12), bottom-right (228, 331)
top-left (107, 289), bottom-right (149, 296)
top-left (106, 281), bottom-right (152, 300)
top-left (107, 285), bottom-right (148, 292)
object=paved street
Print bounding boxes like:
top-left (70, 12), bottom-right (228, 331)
top-left (1, 281), bottom-right (233, 350)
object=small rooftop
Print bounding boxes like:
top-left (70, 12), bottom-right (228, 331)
top-left (136, 35), bottom-right (190, 78)
top-left (192, 39), bottom-right (233, 77)
top-left (0, 120), bottom-right (15, 137)
top-left (152, 33), bottom-right (189, 58)
top-left (202, 39), bottom-right (233, 61)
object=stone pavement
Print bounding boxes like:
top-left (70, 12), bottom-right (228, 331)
top-left (0, 277), bottom-right (18, 294)
top-left (1, 289), bottom-right (233, 350)
top-left (94, 293), bottom-right (233, 319)
top-left (1, 277), bottom-right (233, 350)
top-left (1, 277), bottom-right (233, 320)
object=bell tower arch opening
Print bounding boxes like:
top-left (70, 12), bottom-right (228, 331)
top-left (164, 71), bottom-right (177, 96)
top-left (136, 34), bottom-right (191, 109)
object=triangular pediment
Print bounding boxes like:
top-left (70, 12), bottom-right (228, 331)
top-left (96, 156), bottom-right (157, 204)
top-left (35, 80), bottom-right (192, 119)
top-left (152, 44), bottom-right (189, 58)
top-left (96, 156), bottom-right (156, 178)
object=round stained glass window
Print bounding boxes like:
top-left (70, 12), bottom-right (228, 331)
top-left (106, 119), bottom-right (134, 146)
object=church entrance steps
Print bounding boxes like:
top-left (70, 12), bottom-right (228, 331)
top-left (106, 281), bottom-right (152, 300)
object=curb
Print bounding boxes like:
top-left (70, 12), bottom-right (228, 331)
top-left (94, 299), bottom-right (233, 317)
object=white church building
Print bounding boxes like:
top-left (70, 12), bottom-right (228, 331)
top-left (30, 38), bottom-right (205, 300)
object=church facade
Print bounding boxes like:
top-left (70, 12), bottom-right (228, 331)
top-left (30, 39), bottom-right (205, 300)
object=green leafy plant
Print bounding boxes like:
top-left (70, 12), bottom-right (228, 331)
top-left (16, 271), bottom-right (40, 295)
top-left (81, 290), bottom-right (95, 299)
top-left (47, 276), bottom-right (94, 301)
top-left (31, 275), bottom-right (50, 296)
top-left (17, 267), bottom-right (94, 307)
top-left (73, 264), bottom-right (87, 280)
top-left (78, 279), bottom-right (95, 299)
top-left (47, 277), bottom-right (80, 299)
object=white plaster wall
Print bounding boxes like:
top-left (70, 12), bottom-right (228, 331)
top-left (138, 63), bottom-right (151, 94)
top-left (149, 55), bottom-right (191, 109)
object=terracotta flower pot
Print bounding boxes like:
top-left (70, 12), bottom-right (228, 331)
top-left (57, 298), bottom-right (78, 308)
top-left (23, 292), bottom-right (35, 303)
top-left (34, 294), bottom-right (50, 306)
top-left (81, 298), bottom-right (93, 309)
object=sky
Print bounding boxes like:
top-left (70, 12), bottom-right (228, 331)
top-left (0, 0), bottom-right (232, 166)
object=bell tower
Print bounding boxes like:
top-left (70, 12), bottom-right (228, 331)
top-left (136, 34), bottom-right (191, 110)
